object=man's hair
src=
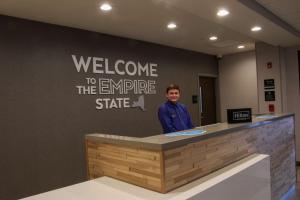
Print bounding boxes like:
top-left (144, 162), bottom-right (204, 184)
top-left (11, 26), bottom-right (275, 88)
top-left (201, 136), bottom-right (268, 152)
top-left (166, 84), bottom-right (180, 93)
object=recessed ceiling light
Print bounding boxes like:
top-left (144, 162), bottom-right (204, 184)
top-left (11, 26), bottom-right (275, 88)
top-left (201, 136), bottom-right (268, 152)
top-left (251, 26), bottom-right (262, 32)
top-left (167, 22), bottom-right (177, 29)
top-left (238, 45), bottom-right (245, 49)
top-left (100, 3), bottom-right (112, 11)
top-left (209, 36), bottom-right (218, 41)
top-left (217, 9), bottom-right (229, 17)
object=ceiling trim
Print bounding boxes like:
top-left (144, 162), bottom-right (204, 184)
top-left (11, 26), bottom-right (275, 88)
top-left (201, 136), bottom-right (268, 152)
top-left (238, 0), bottom-right (300, 39)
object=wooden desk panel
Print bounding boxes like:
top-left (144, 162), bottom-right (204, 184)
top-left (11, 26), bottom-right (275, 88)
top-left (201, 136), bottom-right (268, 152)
top-left (86, 141), bottom-right (163, 192)
top-left (86, 115), bottom-right (295, 200)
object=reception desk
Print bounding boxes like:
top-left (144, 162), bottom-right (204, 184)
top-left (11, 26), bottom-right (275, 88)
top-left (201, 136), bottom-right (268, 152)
top-left (85, 113), bottom-right (295, 200)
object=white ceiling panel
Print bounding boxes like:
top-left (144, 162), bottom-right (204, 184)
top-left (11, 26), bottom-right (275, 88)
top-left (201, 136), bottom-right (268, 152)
top-left (0, 0), bottom-right (299, 56)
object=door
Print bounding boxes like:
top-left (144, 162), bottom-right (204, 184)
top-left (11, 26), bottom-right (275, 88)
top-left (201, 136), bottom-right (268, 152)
top-left (198, 76), bottom-right (216, 126)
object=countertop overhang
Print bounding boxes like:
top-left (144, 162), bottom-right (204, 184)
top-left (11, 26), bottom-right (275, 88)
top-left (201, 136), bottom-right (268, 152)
top-left (85, 113), bottom-right (294, 150)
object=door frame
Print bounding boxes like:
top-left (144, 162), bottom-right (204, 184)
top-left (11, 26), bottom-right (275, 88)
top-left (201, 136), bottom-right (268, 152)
top-left (197, 73), bottom-right (218, 126)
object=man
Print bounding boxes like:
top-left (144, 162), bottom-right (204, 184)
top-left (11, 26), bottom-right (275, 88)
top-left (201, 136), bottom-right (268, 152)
top-left (158, 84), bottom-right (194, 133)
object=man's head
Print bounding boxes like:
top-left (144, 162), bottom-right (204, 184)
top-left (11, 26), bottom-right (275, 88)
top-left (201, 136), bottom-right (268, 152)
top-left (166, 84), bottom-right (180, 103)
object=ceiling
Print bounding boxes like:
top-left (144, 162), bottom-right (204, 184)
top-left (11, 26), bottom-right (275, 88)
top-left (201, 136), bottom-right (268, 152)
top-left (256, 0), bottom-right (300, 31)
top-left (0, 0), bottom-right (300, 56)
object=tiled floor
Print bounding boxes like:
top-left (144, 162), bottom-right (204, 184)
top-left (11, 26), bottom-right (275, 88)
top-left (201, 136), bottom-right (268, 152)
top-left (281, 167), bottom-right (300, 200)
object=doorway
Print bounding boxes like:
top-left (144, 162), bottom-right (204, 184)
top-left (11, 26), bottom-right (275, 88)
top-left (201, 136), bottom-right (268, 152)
top-left (198, 76), bottom-right (217, 126)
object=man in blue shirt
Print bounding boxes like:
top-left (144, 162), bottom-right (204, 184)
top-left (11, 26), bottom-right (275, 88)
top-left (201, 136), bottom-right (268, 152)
top-left (158, 84), bottom-right (194, 133)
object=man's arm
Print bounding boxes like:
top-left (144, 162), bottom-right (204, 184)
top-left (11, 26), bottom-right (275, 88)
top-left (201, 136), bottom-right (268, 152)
top-left (158, 106), bottom-right (177, 133)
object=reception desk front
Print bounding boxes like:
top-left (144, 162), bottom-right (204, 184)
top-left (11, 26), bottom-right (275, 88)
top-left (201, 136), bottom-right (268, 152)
top-left (85, 113), bottom-right (295, 200)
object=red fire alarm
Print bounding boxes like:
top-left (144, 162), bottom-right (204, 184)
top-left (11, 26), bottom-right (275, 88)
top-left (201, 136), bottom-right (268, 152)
top-left (269, 104), bottom-right (275, 113)
top-left (267, 62), bottom-right (272, 69)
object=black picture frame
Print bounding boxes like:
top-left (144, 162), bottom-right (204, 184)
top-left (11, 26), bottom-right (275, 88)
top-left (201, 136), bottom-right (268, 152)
top-left (264, 79), bottom-right (275, 90)
top-left (265, 91), bottom-right (275, 101)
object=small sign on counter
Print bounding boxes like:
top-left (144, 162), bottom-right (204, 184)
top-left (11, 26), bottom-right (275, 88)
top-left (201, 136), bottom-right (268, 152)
top-left (227, 108), bottom-right (252, 123)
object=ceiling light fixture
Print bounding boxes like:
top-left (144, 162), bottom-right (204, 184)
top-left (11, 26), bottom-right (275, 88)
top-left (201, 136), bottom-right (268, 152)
top-left (209, 36), bottom-right (218, 41)
top-left (238, 45), bottom-right (245, 49)
top-left (251, 26), bottom-right (262, 32)
top-left (100, 3), bottom-right (112, 11)
top-left (167, 22), bottom-right (177, 29)
top-left (217, 9), bottom-right (229, 17)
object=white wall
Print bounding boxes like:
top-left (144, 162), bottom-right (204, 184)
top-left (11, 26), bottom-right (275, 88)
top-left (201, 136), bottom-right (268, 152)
top-left (255, 42), bottom-right (300, 161)
top-left (255, 42), bottom-right (283, 113)
top-left (218, 51), bottom-right (258, 122)
top-left (283, 45), bottom-right (300, 161)
top-left (218, 44), bottom-right (300, 161)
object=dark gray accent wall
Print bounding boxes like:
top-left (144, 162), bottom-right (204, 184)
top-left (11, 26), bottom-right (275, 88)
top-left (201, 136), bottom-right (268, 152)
top-left (0, 15), bottom-right (218, 200)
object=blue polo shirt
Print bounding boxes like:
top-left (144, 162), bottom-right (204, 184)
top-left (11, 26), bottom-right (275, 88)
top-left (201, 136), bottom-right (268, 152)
top-left (158, 101), bottom-right (194, 133)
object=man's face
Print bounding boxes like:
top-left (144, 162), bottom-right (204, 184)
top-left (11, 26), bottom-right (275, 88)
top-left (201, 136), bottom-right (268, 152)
top-left (166, 89), bottom-right (180, 103)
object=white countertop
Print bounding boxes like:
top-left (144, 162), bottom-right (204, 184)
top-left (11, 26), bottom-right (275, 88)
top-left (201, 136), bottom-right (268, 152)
top-left (21, 154), bottom-right (270, 200)
top-left (86, 113), bottom-right (293, 150)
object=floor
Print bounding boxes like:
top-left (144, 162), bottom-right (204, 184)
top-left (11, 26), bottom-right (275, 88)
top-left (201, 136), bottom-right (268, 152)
top-left (281, 167), bottom-right (300, 200)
